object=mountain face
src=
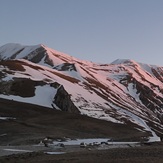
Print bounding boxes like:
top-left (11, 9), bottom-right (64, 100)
top-left (0, 43), bottom-right (163, 141)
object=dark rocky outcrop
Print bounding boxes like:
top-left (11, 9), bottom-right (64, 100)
top-left (54, 63), bottom-right (77, 71)
top-left (24, 46), bottom-right (54, 67)
top-left (54, 85), bottom-right (80, 114)
top-left (23, 46), bottom-right (46, 64)
top-left (0, 78), bottom-right (47, 97)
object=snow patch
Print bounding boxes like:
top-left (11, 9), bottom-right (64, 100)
top-left (0, 85), bottom-right (57, 108)
top-left (0, 117), bottom-right (16, 120)
top-left (45, 152), bottom-right (66, 155)
top-left (52, 138), bottom-right (110, 146)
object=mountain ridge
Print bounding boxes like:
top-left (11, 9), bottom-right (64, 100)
top-left (0, 43), bottom-right (163, 141)
top-left (1, 43), bottom-right (162, 66)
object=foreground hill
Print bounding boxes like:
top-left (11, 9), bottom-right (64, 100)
top-left (0, 43), bottom-right (163, 140)
top-left (0, 98), bottom-right (144, 145)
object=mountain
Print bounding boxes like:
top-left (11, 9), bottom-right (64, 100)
top-left (0, 43), bottom-right (163, 141)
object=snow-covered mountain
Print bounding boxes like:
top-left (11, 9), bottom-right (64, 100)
top-left (0, 43), bottom-right (163, 141)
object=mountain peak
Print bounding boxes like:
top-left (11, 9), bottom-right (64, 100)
top-left (111, 59), bottom-right (138, 65)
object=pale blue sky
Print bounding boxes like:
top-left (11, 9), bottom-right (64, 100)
top-left (1, 0), bottom-right (163, 65)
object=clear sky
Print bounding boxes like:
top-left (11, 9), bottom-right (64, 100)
top-left (1, 0), bottom-right (163, 65)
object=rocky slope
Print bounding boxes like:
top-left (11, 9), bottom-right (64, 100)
top-left (0, 43), bottom-right (163, 140)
